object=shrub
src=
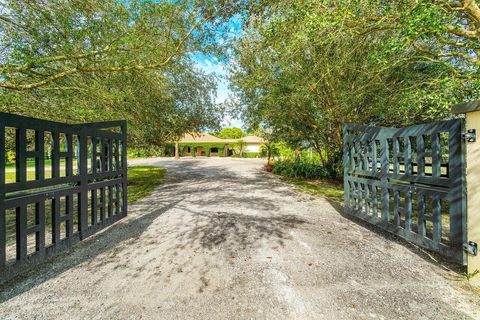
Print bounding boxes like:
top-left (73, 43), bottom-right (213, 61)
top-left (272, 158), bottom-right (330, 179)
top-left (128, 146), bottom-right (167, 158)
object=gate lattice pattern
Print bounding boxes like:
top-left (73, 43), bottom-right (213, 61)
top-left (0, 113), bottom-right (127, 281)
top-left (343, 119), bottom-right (466, 264)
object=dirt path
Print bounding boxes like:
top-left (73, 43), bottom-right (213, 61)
top-left (1, 158), bottom-right (479, 319)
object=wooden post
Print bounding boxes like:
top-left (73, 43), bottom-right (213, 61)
top-left (452, 101), bottom-right (480, 281)
top-left (175, 141), bottom-right (180, 160)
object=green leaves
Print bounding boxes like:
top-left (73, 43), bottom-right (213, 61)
top-left (214, 127), bottom-right (246, 139)
top-left (0, 0), bottom-right (239, 146)
top-left (230, 0), bottom-right (475, 173)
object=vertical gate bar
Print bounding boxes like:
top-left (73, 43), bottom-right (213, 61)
top-left (79, 131), bottom-right (89, 240)
top-left (0, 124), bottom-right (5, 267)
top-left (363, 141), bottom-right (368, 173)
top-left (115, 184), bottom-right (120, 215)
top-left (432, 195), bottom-right (441, 247)
top-left (372, 140), bottom-right (377, 174)
top-left (367, 184), bottom-right (372, 216)
top-left (92, 189), bottom-right (97, 225)
top-left (121, 122), bottom-right (127, 216)
top-left (16, 127), bottom-right (26, 183)
top-left (36, 130), bottom-right (45, 181)
top-left (17, 205), bottom-right (26, 261)
top-left (372, 185), bottom-right (378, 223)
top-left (108, 138), bottom-right (113, 172)
top-left (108, 185), bottom-right (113, 218)
top-left (66, 195), bottom-right (73, 238)
top-left (115, 139), bottom-right (120, 172)
top-left (350, 144), bottom-right (356, 174)
top-left (417, 135), bottom-right (425, 177)
top-left (103, 139), bottom-right (108, 172)
top-left (448, 120), bottom-right (466, 263)
top-left (66, 133), bottom-right (73, 177)
top-left (418, 193), bottom-right (426, 237)
top-left (358, 183), bottom-right (363, 212)
top-left (99, 138), bottom-right (103, 173)
top-left (381, 138), bottom-right (389, 224)
top-left (343, 126), bottom-right (350, 209)
top-left (100, 187), bottom-right (105, 222)
top-left (34, 203), bottom-right (40, 251)
top-left (432, 133), bottom-right (440, 178)
top-left (393, 137), bottom-right (399, 175)
top-left (405, 136), bottom-right (412, 175)
top-left (91, 137), bottom-right (97, 174)
top-left (52, 131), bottom-right (60, 178)
top-left (37, 201), bottom-right (45, 254)
top-left (405, 190), bottom-right (412, 232)
top-left (394, 190), bottom-right (400, 226)
top-left (52, 197), bottom-right (60, 244)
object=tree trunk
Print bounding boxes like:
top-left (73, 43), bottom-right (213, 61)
top-left (175, 141), bottom-right (180, 160)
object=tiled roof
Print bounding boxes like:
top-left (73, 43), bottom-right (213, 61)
top-left (179, 133), bottom-right (265, 144)
top-left (180, 133), bottom-right (225, 143)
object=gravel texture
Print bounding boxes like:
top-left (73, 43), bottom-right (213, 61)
top-left (1, 157), bottom-right (479, 319)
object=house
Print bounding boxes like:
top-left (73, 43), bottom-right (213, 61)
top-left (175, 133), bottom-right (265, 157)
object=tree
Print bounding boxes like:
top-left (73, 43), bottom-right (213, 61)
top-left (230, 0), bottom-right (477, 176)
top-left (233, 139), bottom-right (246, 157)
top-left (214, 127), bottom-right (245, 139)
top-left (342, 1), bottom-right (480, 78)
top-left (0, 0), bottom-right (242, 146)
top-left (0, 0), bottom-right (246, 90)
top-left (261, 143), bottom-right (280, 165)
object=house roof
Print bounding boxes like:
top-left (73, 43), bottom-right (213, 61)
top-left (242, 135), bottom-right (265, 144)
top-left (179, 133), bottom-right (265, 144)
top-left (180, 133), bottom-right (226, 143)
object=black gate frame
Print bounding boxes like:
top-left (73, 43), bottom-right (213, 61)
top-left (343, 119), bottom-right (466, 264)
top-left (0, 112), bottom-right (127, 281)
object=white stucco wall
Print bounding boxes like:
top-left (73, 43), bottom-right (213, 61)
top-left (245, 144), bottom-right (261, 153)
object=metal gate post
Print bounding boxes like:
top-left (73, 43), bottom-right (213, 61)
top-left (452, 101), bottom-right (480, 280)
top-left (78, 129), bottom-right (89, 240)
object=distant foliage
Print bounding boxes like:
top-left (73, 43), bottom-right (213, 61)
top-left (231, 0), bottom-right (480, 176)
top-left (128, 146), bottom-right (169, 158)
top-left (0, 0), bottom-right (245, 146)
top-left (214, 127), bottom-right (245, 139)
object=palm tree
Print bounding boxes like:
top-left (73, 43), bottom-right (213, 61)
top-left (261, 142), bottom-right (280, 165)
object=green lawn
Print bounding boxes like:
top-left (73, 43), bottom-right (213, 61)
top-left (280, 176), bottom-right (344, 202)
top-left (127, 166), bottom-right (166, 204)
top-left (4, 166), bottom-right (165, 248)
top-left (6, 159), bottom-right (60, 169)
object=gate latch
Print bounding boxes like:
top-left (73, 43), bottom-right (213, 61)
top-left (464, 241), bottom-right (478, 256)
top-left (463, 129), bottom-right (476, 142)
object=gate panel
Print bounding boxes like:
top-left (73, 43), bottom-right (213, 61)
top-left (0, 113), bottom-right (127, 282)
top-left (344, 119), bottom-right (466, 264)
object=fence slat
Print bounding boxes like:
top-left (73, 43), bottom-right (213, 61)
top-left (0, 113), bottom-right (127, 282)
top-left (344, 119), bottom-right (465, 264)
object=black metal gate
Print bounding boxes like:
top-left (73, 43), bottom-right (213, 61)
top-left (0, 113), bottom-right (127, 281)
top-left (343, 119), bottom-right (466, 264)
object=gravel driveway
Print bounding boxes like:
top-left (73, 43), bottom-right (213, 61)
top-left (1, 157), bottom-right (479, 319)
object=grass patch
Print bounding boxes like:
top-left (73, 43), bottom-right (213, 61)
top-left (5, 166), bottom-right (165, 204)
top-left (127, 166), bottom-right (166, 204)
top-left (280, 176), bottom-right (344, 202)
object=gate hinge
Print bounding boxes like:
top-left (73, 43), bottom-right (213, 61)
top-left (464, 241), bottom-right (478, 256)
top-left (463, 129), bottom-right (476, 142)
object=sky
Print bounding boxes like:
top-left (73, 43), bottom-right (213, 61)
top-left (192, 16), bottom-right (244, 129)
